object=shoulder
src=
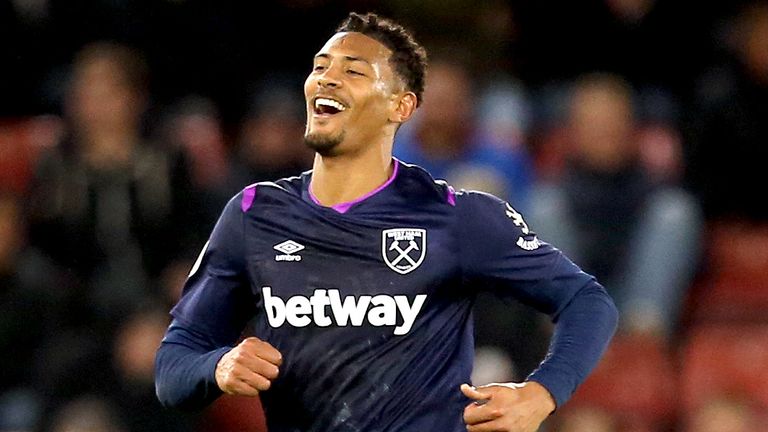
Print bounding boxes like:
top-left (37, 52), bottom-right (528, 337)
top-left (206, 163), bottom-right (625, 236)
top-left (392, 159), bottom-right (529, 213)
top-left (453, 189), bottom-right (542, 252)
top-left (454, 188), bottom-right (512, 224)
top-left (454, 189), bottom-right (532, 232)
top-left (212, 174), bottom-right (306, 236)
top-left (393, 159), bottom-right (458, 207)
top-left (236, 172), bottom-right (308, 213)
top-left (454, 188), bottom-right (507, 211)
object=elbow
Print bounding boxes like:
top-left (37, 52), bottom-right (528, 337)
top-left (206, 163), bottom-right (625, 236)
top-left (154, 343), bottom-right (205, 411)
top-left (155, 380), bottom-right (181, 410)
top-left (155, 386), bottom-right (204, 412)
top-left (154, 340), bottom-right (224, 412)
top-left (154, 375), bottom-right (181, 410)
top-left (156, 394), bottom-right (206, 413)
top-left (155, 386), bottom-right (210, 412)
top-left (589, 281), bottom-right (620, 336)
top-left (563, 281), bottom-right (620, 335)
top-left (154, 344), bottom-right (184, 409)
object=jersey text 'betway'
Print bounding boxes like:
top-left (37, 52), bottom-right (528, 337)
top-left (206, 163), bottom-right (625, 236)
top-left (262, 287), bottom-right (426, 335)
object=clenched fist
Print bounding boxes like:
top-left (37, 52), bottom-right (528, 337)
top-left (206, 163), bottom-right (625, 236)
top-left (461, 381), bottom-right (556, 432)
top-left (215, 337), bottom-right (283, 396)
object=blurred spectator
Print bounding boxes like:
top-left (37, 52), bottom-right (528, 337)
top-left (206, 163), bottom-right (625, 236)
top-left (0, 194), bottom-right (45, 387)
top-left (32, 327), bottom-right (113, 423)
top-left (226, 80), bottom-right (313, 195)
top-left (26, 41), bottom-right (199, 327)
top-left (0, 193), bottom-right (58, 432)
top-left (530, 73), bottom-right (702, 337)
top-left (686, 1), bottom-right (768, 222)
top-left (23, 42), bottom-right (204, 423)
top-left (48, 396), bottom-right (126, 432)
top-left (33, 303), bottom-right (195, 432)
top-left (153, 95), bottom-right (241, 314)
top-left (158, 259), bottom-right (194, 312)
top-left (394, 56), bottom-right (533, 209)
top-left (161, 95), bottom-right (229, 194)
top-left (109, 303), bottom-right (195, 432)
top-left (0, 388), bottom-right (40, 432)
top-left (158, 95), bottom-right (232, 245)
top-left (477, 75), bottom-right (532, 153)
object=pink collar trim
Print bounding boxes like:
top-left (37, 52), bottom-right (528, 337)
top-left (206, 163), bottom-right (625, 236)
top-left (309, 159), bottom-right (399, 213)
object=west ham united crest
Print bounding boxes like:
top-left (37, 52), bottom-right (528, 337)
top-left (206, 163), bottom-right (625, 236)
top-left (382, 228), bottom-right (427, 274)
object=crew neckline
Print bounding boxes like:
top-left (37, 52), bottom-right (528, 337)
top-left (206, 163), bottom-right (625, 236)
top-left (308, 159), bottom-right (399, 214)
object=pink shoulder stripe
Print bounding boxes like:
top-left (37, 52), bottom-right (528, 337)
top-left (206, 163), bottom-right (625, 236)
top-left (446, 185), bottom-right (456, 206)
top-left (241, 184), bottom-right (257, 212)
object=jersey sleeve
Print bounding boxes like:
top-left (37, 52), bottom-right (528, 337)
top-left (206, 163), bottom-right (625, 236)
top-left (170, 191), bottom-right (257, 344)
top-left (456, 190), bottom-right (618, 407)
top-left (457, 190), bottom-right (590, 311)
top-left (155, 191), bottom-right (257, 409)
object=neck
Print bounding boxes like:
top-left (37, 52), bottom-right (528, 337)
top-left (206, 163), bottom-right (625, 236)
top-left (310, 141), bottom-right (394, 207)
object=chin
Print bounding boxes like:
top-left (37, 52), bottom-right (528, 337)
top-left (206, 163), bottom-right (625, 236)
top-left (303, 131), bottom-right (345, 157)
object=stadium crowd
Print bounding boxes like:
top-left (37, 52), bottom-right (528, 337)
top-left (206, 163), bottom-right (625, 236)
top-left (1, 0), bottom-right (768, 431)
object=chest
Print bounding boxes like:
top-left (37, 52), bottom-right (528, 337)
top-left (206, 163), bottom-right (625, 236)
top-left (243, 203), bottom-right (457, 300)
top-left (238, 197), bottom-right (467, 356)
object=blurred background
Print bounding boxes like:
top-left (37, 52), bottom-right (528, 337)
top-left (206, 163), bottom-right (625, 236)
top-left (1, 0), bottom-right (768, 431)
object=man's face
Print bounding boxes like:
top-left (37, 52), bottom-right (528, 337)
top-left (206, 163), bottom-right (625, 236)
top-left (303, 32), bottom-right (401, 156)
top-left (69, 58), bottom-right (143, 133)
top-left (569, 85), bottom-right (635, 171)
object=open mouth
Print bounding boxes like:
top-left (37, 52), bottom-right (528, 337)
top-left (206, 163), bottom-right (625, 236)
top-left (313, 97), bottom-right (347, 115)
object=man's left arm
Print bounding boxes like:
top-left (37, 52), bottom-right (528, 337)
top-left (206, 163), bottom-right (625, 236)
top-left (456, 191), bottom-right (619, 431)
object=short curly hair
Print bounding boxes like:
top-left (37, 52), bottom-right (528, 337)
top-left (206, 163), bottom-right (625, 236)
top-left (336, 12), bottom-right (428, 107)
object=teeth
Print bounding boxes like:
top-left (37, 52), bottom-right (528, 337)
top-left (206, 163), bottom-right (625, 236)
top-left (315, 98), bottom-right (346, 111)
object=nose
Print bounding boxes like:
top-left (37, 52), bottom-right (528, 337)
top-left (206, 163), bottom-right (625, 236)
top-left (317, 67), bottom-right (342, 89)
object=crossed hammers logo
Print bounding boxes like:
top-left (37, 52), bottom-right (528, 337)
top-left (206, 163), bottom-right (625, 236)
top-left (382, 228), bottom-right (427, 274)
top-left (389, 239), bottom-right (420, 267)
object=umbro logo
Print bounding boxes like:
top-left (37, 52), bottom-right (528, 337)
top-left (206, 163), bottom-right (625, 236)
top-left (274, 240), bottom-right (304, 262)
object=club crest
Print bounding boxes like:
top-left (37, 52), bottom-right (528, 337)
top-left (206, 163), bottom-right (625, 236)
top-left (382, 228), bottom-right (427, 274)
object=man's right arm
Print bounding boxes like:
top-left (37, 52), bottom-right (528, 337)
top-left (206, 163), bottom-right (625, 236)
top-left (155, 320), bottom-right (235, 410)
top-left (154, 189), bottom-right (262, 410)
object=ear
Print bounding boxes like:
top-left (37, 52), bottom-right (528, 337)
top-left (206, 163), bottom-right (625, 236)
top-left (388, 92), bottom-right (418, 124)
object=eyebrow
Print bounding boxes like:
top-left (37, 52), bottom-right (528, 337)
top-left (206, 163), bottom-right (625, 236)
top-left (314, 53), bottom-right (372, 66)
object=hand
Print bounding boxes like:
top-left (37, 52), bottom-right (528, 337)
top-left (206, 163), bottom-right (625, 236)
top-left (460, 381), bottom-right (556, 432)
top-left (215, 337), bottom-right (283, 396)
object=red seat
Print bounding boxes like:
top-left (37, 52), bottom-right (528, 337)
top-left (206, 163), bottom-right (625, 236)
top-left (566, 334), bottom-right (677, 424)
top-left (680, 324), bottom-right (768, 414)
top-left (0, 120), bottom-right (35, 194)
top-left (686, 223), bottom-right (768, 323)
top-left (0, 116), bottom-right (63, 194)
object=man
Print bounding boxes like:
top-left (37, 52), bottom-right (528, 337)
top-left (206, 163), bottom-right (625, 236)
top-left (155, 12), bottom-right (618, 432)
top-left (530, 73), bottom-right (701, 338)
